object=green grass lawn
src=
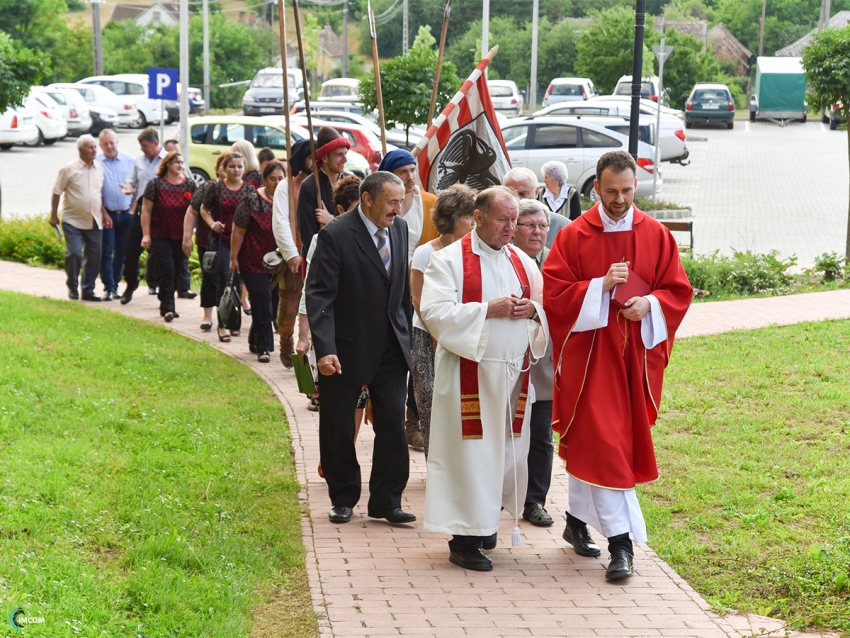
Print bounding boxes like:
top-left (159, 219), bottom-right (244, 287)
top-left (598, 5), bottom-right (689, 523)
top-left (0, 291), bottom-right (317, 637)
top-left (646, 319), bottom-right (850, 634)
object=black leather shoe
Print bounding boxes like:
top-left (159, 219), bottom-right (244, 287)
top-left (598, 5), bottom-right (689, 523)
top-left (523, 503), bottom-right (554, 527)
top-left (81, 293), bottom-right (102, 302)
top-left (329, 505), bottom-right (352, 523)
top-left (449, 549), bottom-right (493, 572)
top-left (68, 289), bottom-right (79, 300)
top-left (177, 290), bottom-right (197, 299)
top-left (102, 291), bottom-right (115, 301)
top-left (120, 286), bottom-right (136, 305)
top-left (482, 533), bottom-right (497, 550)
top-left (369, 508), bottom-right (416, 524)
top-left (605, 549), bottom-right (634, 581)
top-left (563, 523), bottom-right (601, 557)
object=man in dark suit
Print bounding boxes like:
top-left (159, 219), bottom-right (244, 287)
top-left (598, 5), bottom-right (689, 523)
top-left (306, 171), bottom-right (415, 525)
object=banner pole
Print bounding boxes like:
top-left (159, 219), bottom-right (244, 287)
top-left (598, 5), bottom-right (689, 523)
top-left (292, 0), bottom-right (322, 197)
top-left (368, 0), bottom-right (387, 155)
top-left (426, 0), bottom-right (451, 129)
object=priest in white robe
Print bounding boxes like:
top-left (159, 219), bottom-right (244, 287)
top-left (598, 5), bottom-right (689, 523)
top-left (420, 186), bottom-right (549, 572)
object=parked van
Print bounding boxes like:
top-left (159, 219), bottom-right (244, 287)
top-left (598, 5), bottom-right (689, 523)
top-left (242, 68), bottom-right (305, 116)
top-left (78, 74), bottom-right (164, 128)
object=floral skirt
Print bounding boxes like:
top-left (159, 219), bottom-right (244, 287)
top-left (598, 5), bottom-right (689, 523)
top-left (410, 327), bottom-right (435, 459)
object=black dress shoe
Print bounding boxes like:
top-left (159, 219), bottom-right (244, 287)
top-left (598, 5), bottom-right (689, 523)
top-left (523, 503), bottom-right (554, 527)
top-left (120, 286), bottom-right (136, 305)
top-left (482, 532), bottom-right (497, 550)
top-left (177, 290), bottom-right (197, 299)
top-left (563, 523), bottom-right (602, 557)
top-left (81, 293), bottom-right (102, 302)
top-left (102, 291), bottom-right (115, 301)
top-left (605, 549), bottom-right (634, 581)
top-left (329, 505), bottom-right (352, 523)
top-left (449, 548), bottom-right (493, 572)
top-left (368, 508), bottom-right (416, 524)
top-left (68, 289), bottom-right (79, 300)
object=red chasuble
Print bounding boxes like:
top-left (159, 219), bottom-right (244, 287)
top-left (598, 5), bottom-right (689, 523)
top-left (459, 233), bottom-right (531, 439)
top-left (542, 203), bottom-right (692, 489)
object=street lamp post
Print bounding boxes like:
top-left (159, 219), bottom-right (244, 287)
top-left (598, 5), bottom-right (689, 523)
top-left (628, 0), bottom-right (646, 159)
top-left (651, 38), bottom-right (673, 203)
top-left (91, 0), bottom-right (104, 76)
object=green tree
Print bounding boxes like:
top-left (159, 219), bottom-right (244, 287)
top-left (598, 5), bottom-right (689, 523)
top-left (102, 21), bottom-right (151, 75)
top-left (655, 27), bottom-right (725, 109)
top-left (360, 26), bottom-right (461, 146)
top-left (575, 5), bottom-right (656, 94)
top-left (538, 18), bottom-right (580, 87)
top-left (49, 19), bottom-right (92, 82)
top-left (802, 24), bottom-right (850, 260)
top-left (0, 31), bottom-right (48, 111)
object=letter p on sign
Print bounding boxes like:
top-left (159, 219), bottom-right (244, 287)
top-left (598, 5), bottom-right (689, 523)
top-left (148, 68), bottom-right (178, 100)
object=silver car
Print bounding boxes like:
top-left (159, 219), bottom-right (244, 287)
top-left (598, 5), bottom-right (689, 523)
top-left (242, 68), bottom-right (304, 115)
top-left (37, 86), bottom-right (92, 135)
top-left (542, 77), bottom-right (597, 107)
top-left (487, 80), bottom-right (523, 117)
top-left (501, 117), bottom-right (661, 200)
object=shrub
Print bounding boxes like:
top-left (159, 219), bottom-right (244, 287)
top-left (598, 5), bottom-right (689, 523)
top-left (682, 250), bottom-right (797, 297)
top-left (811, 252), bottom-right (848, 281)
top-left (0, 215), bottom-right (65, 267)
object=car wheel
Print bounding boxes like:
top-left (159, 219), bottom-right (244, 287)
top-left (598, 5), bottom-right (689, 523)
top-left (23, 128), bottom-right (44, 147)
top-left (822, 113), bottom-right (830, 124)
top-left (581, 178), bottom-right (598, 201)
top-left (802, 113), bottom-right (807, 123)
top-left (0, 143), bottom-right (13, 150)
top-left (43, 137), bottom-right (58, 145)
top-left (726, 120), bottom-right (734, 130)
top-left (191, 168), bottom-right (209, 187)
top-left (830, 118), bottom-right (839, 130)
top-left (749, 110), bottom-right (756, 122)
top-left (133, 112), bottom-right (148, 129)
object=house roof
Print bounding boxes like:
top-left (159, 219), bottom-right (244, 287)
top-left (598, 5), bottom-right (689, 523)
top-left (708, 22), bottom-right (753, 61)
top-left (319, 25), bottom-right (343, 58)
top-left (654, 18), bottom-right (708, 42)
top-left (109, 2), bottom-right (180, 23)
top-left (775, 10), bottom-right (850, 56)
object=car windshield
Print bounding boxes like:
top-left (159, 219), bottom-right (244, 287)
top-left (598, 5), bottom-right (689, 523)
top-left (614, 82), bottom-right (652, 97)
top-left (693, 89), bottom-right (729, 101)
top-left (252, 73), bottom-right (294, 89)
top-left (322, 86), bottom-right (355, 97)
top-left (551, 84), bottom-right (583, 96)
top-left (489, 85), bottom-right (514, 97)
top-left (46, 92), bottom-right (67, 105)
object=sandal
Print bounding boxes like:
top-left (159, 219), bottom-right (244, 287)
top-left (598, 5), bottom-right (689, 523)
top-left (218, 329), bottom-right (231, 343)
top-left (200, 322), bottom-right (212, 332)
top-left (231, 330), bottom-right (241, 337)
top-left (307, 395), bottom-right (320, 412)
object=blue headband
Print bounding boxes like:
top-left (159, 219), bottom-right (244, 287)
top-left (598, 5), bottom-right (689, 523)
top-left (378, 149), bottom-right (416, 173)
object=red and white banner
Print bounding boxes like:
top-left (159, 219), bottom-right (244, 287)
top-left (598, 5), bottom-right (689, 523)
top-left (415, 54), bottom-right (512, 194)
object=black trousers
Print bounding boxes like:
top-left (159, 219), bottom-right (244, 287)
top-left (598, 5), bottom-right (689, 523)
top-left (197, 246), bottom-right (218, 309)
top-left (150, 238), bottom-right (184, 314)
top-left (241, 271), bottom-right (274, 354)
top-left (525, 400), bottom-right (554, 507)
top-left (317, 326), bottom-right (409, 513)
top-left (210, 237), bottom-right (242, 330)
top-left (449, 533), bottom-right (496, 552)
top-left (124, 212), bottom-right (189, 292)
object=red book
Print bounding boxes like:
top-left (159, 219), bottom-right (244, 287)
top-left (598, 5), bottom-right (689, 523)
top-left (611, 268), bottom-right (651, 309)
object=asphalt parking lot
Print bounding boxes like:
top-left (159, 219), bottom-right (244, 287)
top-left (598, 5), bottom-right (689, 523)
top-left (1, 118), bottom-right (847, 265)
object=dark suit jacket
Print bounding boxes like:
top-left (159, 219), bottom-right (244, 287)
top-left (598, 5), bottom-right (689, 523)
top-left (305, 206), bottom-right (412, 385)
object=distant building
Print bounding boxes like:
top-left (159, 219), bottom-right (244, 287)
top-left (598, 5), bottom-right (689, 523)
top-left (708, 23), bottom-right (753, 76)
top-left (654, 18), bottom-right (708, 52)
top-left (775, 10), bottom-right (850, 57)
top-left (109, 2), bottom-right (182, 28)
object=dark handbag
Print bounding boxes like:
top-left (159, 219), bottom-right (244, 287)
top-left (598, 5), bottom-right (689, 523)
top-left (217, 272), bottom-right (242, 330)
top-left (202, 182), bottom-right (224, 274)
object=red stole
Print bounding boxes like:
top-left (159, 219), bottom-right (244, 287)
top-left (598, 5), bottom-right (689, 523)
top-left (459, 233), bottom-right (532, 439)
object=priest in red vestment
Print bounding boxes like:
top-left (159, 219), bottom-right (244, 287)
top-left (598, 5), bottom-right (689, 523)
top-left (542, 150), bottom-right (692, 581)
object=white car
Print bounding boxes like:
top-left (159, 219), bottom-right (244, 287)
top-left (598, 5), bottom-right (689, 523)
top-left (532, 99), bottom-right (689, 164)
top-left (500, 117), bottom-right (661, 200)
top-left (0, 106), bottom-right (39, 149)
top-left (488, 80), bottom-right (524, 117)
top-left (49, 83), bottom-right (139, 128)
top-left (24, 91), bottom-right (68, 146)
top-left (78, 74), bottom-right (164, 128)
top-left (36, 86), bottom-right (92, 135)
top-left (542, 77), bottom-right (598, 107)
top-left (612, 76), bottom-right (670, 107)
top-left (586, 95), bottom-right (682, 119)
top-left (319, 78), bottom-right (360, 102)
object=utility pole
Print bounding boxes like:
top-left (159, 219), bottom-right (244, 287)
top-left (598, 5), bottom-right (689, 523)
top-left (651, 38), bottom-right (673, 203)
top-left (91, 0), bottom-right (104, 76)
top-left (529, 0), bottom-right (539, 114)
top-left (628, 0), bottom-right (646, 159)
top-left (342, 0), bottom-right (349, 77)
top-left (758, 0), bottom-right (766, 56)
top-left (402, 0), bottom-right (409, 54)
top-left (482, 0), bottom-right (490, 77)
top-left (179, 0), bottom-right (189, 153)
top-left (203, 0), bottom-right (210, 114)
top-left (819, 0), bottom-right (832, 28)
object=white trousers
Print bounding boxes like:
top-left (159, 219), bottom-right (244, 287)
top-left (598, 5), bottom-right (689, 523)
top-left (567, 475), bottom-right (648, 543)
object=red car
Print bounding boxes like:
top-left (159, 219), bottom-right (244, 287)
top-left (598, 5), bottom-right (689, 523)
top-left (295, 117), bottom-right (384, 171)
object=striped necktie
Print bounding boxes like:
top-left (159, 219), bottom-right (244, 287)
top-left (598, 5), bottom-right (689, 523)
top-left (375, 228), bottom-right (390, 275)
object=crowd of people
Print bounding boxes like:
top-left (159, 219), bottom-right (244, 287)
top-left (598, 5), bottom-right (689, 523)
top-left (52, 128), bottom-right (692, 580)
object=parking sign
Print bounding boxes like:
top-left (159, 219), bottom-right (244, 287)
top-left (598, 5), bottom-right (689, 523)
top-left (148, 68), bottom-right (178, 100)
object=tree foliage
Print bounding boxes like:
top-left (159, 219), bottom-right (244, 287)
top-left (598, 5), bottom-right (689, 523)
top-left (359, 26), bottom-right (461, 146)
top-left (654, 27), bottom-right (725, 109)
top-left (0, 31), bottom-right (48, 111)
top-left (802, 24), bottom-right (850, 259)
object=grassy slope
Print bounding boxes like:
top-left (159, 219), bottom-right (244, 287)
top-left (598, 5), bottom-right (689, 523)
top-left (0, 292), bottom-right (316, 637)
top-left (646, 320), bottom-right (850, 633)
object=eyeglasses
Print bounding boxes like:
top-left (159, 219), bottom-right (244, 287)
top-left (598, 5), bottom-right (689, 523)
top-left (516, 222), bottom-right (549, 230)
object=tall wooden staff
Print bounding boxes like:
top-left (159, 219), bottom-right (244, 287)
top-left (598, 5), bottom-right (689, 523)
top-left (292, 0), bottom-right (322, 198)
top-left (276, 0), bottom-right (299, 251)
top-left (367, 0), bottom-right (387, 155)
top-left (426, 0), bottom-right (451, 129)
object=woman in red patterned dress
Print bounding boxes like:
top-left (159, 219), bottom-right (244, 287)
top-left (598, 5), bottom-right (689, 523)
top-left (140, 150), bottom-right (196, 322)
top-left (200, 151), bottom-right (256, 342)
top-left (230, 160), bottom-right (284, 363)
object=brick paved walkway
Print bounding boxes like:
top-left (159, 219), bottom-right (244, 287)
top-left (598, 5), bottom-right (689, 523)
top-left (2, 260), bottom-right (846, 638)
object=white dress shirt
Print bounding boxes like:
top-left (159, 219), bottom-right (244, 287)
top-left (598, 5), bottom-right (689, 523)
top-left (358, 208), bottom-right (391, 273)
